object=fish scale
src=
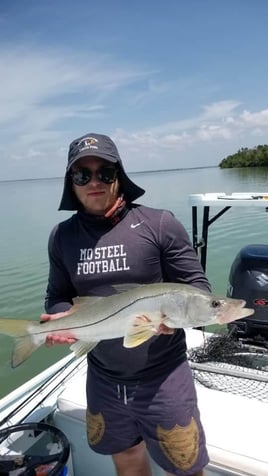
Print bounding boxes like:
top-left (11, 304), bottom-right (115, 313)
top-left (0, 282), bottom-right (254, 368)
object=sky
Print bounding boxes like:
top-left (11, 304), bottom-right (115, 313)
top-left (1, 0), bottom-right (268, 180)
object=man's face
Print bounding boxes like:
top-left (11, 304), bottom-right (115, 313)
top-left (71, 157), bottom-right (120, 215)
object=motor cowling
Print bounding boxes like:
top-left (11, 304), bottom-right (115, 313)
top-left (227, 244), bottom-right (268, 342)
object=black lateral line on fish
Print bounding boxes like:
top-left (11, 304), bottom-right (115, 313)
top-left (30, 291), bottom-right (172, 335)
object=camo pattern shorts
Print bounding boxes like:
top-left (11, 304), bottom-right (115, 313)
top-left (86, 360), bottom-right (209, 475)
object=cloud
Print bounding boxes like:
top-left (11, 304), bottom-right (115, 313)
top-left (113, 103), bottom-right (268, 170)
top-left (202, 100), bottom-right (240, 119)
top-left (0, 44), bottom-right (150, 178)
top-left (1, 43), bottom-right (268, 179)
top-left (240, 109), bottom-right (268, 127)
top-left (0, 45), bottom-right (147, 127)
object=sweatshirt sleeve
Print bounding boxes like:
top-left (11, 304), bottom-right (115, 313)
top-left (44, 225), bottom-right (76, 314)
top-left (159, 211), bottom-right (211, 292)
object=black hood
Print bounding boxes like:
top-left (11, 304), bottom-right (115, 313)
top-left (58, 132), bottom-right (145, 211)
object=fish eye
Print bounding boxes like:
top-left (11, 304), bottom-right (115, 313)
top-left (211, 299), bottom-right (221, 308)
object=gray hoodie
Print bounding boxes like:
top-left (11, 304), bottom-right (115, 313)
top-left (45, 203), bottom-right (210, 382)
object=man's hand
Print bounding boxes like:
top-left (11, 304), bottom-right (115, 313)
top-left (157, 323), bottom-right (175, 335)
top-left (40, 311), bottom-right (78, 346)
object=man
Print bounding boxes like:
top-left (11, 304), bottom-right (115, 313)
top-left (42, 132), bottom-right (210, 476)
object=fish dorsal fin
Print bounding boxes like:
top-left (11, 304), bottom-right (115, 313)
top-left (70, 340), bottom-right (98, 358)
top-left (111, 283), bottom-right (143, 294)
top-left (72, 296), bottom-right (103, 309)
top-left (123, 312), bottom-right (161, 348)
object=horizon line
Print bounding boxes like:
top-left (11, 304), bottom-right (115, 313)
top-left (0, 164), bottom-right (218, 184)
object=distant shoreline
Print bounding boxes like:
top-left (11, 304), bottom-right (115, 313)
top-left (0, 165), bottom-right (218, 184)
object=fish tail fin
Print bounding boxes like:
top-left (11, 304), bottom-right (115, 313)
top-left (12, 336), bottom-right (40, 368)
top-left (0, 318), bottom-right (40, 368)
top-left (123, 313), bottom-right (160, 348)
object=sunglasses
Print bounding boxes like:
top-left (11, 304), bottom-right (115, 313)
top-left (70, 166), bottom-right (118, 186)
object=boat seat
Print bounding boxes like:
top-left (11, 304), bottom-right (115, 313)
top-left (57, 368), bottom-right (87, 422)
top-left (197, 382), bottom-right (268, 474)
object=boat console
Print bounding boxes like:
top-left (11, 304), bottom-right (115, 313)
top-left (189, 193), bottom-right (268, 344)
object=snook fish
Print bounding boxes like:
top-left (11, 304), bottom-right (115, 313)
top-left (0, 282), bottom-right (254, 368)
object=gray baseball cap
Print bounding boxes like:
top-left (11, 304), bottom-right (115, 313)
top-left (58, 133), bottom-right (145, 210)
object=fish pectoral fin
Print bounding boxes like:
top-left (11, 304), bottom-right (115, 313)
top-left (70, 340), bottom-right (98, 358)
top-left (123, 314), bottom-right (158, 348)
top-left (12, 336), bottom-right (39, 368)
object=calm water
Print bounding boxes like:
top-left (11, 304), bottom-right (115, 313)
top-left (1, 166), bottom-right (268, 397)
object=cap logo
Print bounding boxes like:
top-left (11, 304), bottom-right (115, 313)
top-left (78, 136), bottom-right (99, 152)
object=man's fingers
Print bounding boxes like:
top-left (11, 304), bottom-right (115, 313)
top-left (40, 313), bottom-right (51, 322)
top-left (157, 323), bottom-right (175, 335)
top-left (40, 310), bottom-right (71, 322)
top-left (41, 309), bottom-right (77, 346)
top-left (45, 335), bottom-right (77, 347)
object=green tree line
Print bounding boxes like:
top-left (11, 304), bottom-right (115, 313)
top-left (219, 145), bottom-right (268, 168)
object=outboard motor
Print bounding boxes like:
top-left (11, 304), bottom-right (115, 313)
top-left (227, 244), bottom-right (268, 343)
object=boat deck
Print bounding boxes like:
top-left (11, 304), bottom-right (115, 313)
top-left (52, 331), bottom-right (268, 476)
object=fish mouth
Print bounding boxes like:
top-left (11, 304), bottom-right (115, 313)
top-left (236, 307), bottom-right (255, 319)
top-left (217, 299), bottom-right (255, 324)
top-left (235, 299), bottom-right (255, 318)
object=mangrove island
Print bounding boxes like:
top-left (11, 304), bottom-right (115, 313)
top-left (219, 144), bottom-right (268, 168)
